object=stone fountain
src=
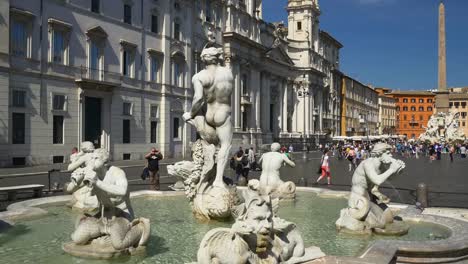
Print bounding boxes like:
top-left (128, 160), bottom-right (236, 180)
top-left (195, 179), bottom-right (325, 264)
top-left (335, 143), bottom-right (409, 235)
top-left (419, 111), bottom-right (466, 144)
top-left (167, 38), bottom-right (238, 220)
top-left (63, 147), bottom-right (150, 259)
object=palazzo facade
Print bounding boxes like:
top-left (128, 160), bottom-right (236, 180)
top-left (0, 0), bottom-right (342, 166)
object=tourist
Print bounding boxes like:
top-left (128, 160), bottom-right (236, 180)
top-left (234, 150), bottom-right (244, 182)
top-left (145, 147), bottom-right (163, 190)
top-left (288, 144), bottom-right (294, 153)
top-left (449, 144), bottom-right (455, 162)
top-left (241, 149), bottom-right (251, 179)
top-left (436, 144), bottom-right (442, 160)
top-left (460, 144), bottom-right (466, 158)
top-left (316, 149), bottom-right (331, 185)
top-left (345, 147), bottom-right (356, 172)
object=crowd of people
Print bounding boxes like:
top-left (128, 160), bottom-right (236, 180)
top-left (82, 138), bottom-right (465, 190)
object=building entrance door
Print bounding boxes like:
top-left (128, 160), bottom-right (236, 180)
top-left (84, 96), bottom-right (102, 148)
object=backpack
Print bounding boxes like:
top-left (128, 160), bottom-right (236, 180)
top-left (241, 155), bottom-right (249, 166)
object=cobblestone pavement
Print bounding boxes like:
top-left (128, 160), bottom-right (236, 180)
top-left (1, 151), bottom-right (468, 210)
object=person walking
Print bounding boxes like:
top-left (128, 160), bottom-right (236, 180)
top-left (145, 147), bottom-right (163, 190)
top-left (241, 149), bottom-right (251, 180)
top-left (449, 145), bottom-right (455, 162)
top-left (316, 149), bottom-right (331, 185)
top-left (345, 147), bottom-right (356, 172)
top-left (460, 144), bottom-right (467, 158)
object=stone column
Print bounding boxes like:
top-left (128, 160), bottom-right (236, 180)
top-left (282, 81), bottom-right (289, 133)
top-left (255, 70), bottom-right (261, 132)
top-left (264, 75), bottom-right (271, 132)
top-left (233, 61), bottom-right (241, 131)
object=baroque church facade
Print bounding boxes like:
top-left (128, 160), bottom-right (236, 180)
top-left (0, 0), bottom-right (342, 166)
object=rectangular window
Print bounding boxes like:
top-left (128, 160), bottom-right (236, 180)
top-left (150, 57), bottom-right (159, 81)
top-left (53, 30), bottom-right (65, 64)
top-left (53, 115), bottom-right (64, 144)
top-left (124, 4), bottom-right (132, 24)
top-left (12, 113), bottom-right (25, 144)
top-left (90, 41), bottom-right (102, 80)
top-left (205, 0), bottom-right (211, 22)
top-left (122, 49), bottom-right (134, 77)
top-left (123, 102), bottom-right (132, 116)
top-left (150, 105), bottom-right (159, 118)
top-left (53, 94), bottom-right (66, 110)
top-left (11, 20), bottom-right (28, 57)
top-left (91, 0), bottom-right (100, 13)
top-left (174, 22), bottom-right (180, 40)
top-left (173, 117), bottom-right (180, 139)
top-left (151, 15), bottom-right (158, 33)
top-left (174, 62), bottom-right (182, 86)
top-left (297, 21), bottom-right (302, 31)
top-left (12, 90), bottom-right (26, 107)
top-left (123, 119), bottom-right (130, 143)
top-left (150, 121), bottom-right (157, 143)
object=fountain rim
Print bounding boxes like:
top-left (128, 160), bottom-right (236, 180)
top-left (1, 188), bottom-right (468, 264)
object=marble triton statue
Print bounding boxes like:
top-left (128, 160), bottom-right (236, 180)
top-left (258, 142), bottom-right (297, 200)
top-left (63, 147), bottom-right (150, 259)
top-left (335, 143), bottom-right (408, 235)
top-left (195, 180), bottom-right (325, 264)
top-left (168, 35), bottom-right (237, 220)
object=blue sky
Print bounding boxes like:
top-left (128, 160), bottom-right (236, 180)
top-left (262, 0), bottom-right (468, 90)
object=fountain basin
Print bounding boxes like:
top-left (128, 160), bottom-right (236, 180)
top-left (0, 189), bottom-right (466, 264)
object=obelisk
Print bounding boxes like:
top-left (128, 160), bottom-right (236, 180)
top-left (435, 1), bottom-right (450, 113)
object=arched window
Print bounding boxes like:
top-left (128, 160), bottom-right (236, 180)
top-left (403, 115), bottom-right (407, 121)
top-left (403, 106), bottom-right (408, 111)
top-left (428, 106), bottom-right (433, 111)
top-left (411, 106), bottom-right (416, 111)
top-left (410, 98), bottom-right (416, 103)
top-left (419, 106), bottom-right (424, 111)
top-left (403, 98), bottom-right (408, 103)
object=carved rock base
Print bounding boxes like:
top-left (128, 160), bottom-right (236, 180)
top-left (62, 241), bottom-right (146, 259)
top-left (192, 185), bottom-right (237, 220)
top-left (284, 246), bottom-right (326, 264)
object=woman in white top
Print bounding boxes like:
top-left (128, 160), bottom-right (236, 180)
top-left (316, 149), bottom-right (331, 185)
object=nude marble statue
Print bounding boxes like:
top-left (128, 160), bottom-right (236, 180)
top-left (63, 147), bottom-right (150, 259)
top-left (258, 143), bottom-right (297, 199)
top-left (335, 143), bottom-right (407, 235)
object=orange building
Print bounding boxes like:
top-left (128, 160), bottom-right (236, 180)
top-left (386, 91), bottom-right (435, 139)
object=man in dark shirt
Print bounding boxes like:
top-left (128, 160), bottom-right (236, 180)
top-left (145, 147), bottom-right (163, 190)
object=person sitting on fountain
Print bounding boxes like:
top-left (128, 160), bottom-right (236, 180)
top-left (182, 45), bottom-right (233, 188)
top-left (258, 142), bottom-right (297, 199)
top-left (336, 142), bottom-right (406, 234)
top-left (64, 148), bottom-right (150, 257)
